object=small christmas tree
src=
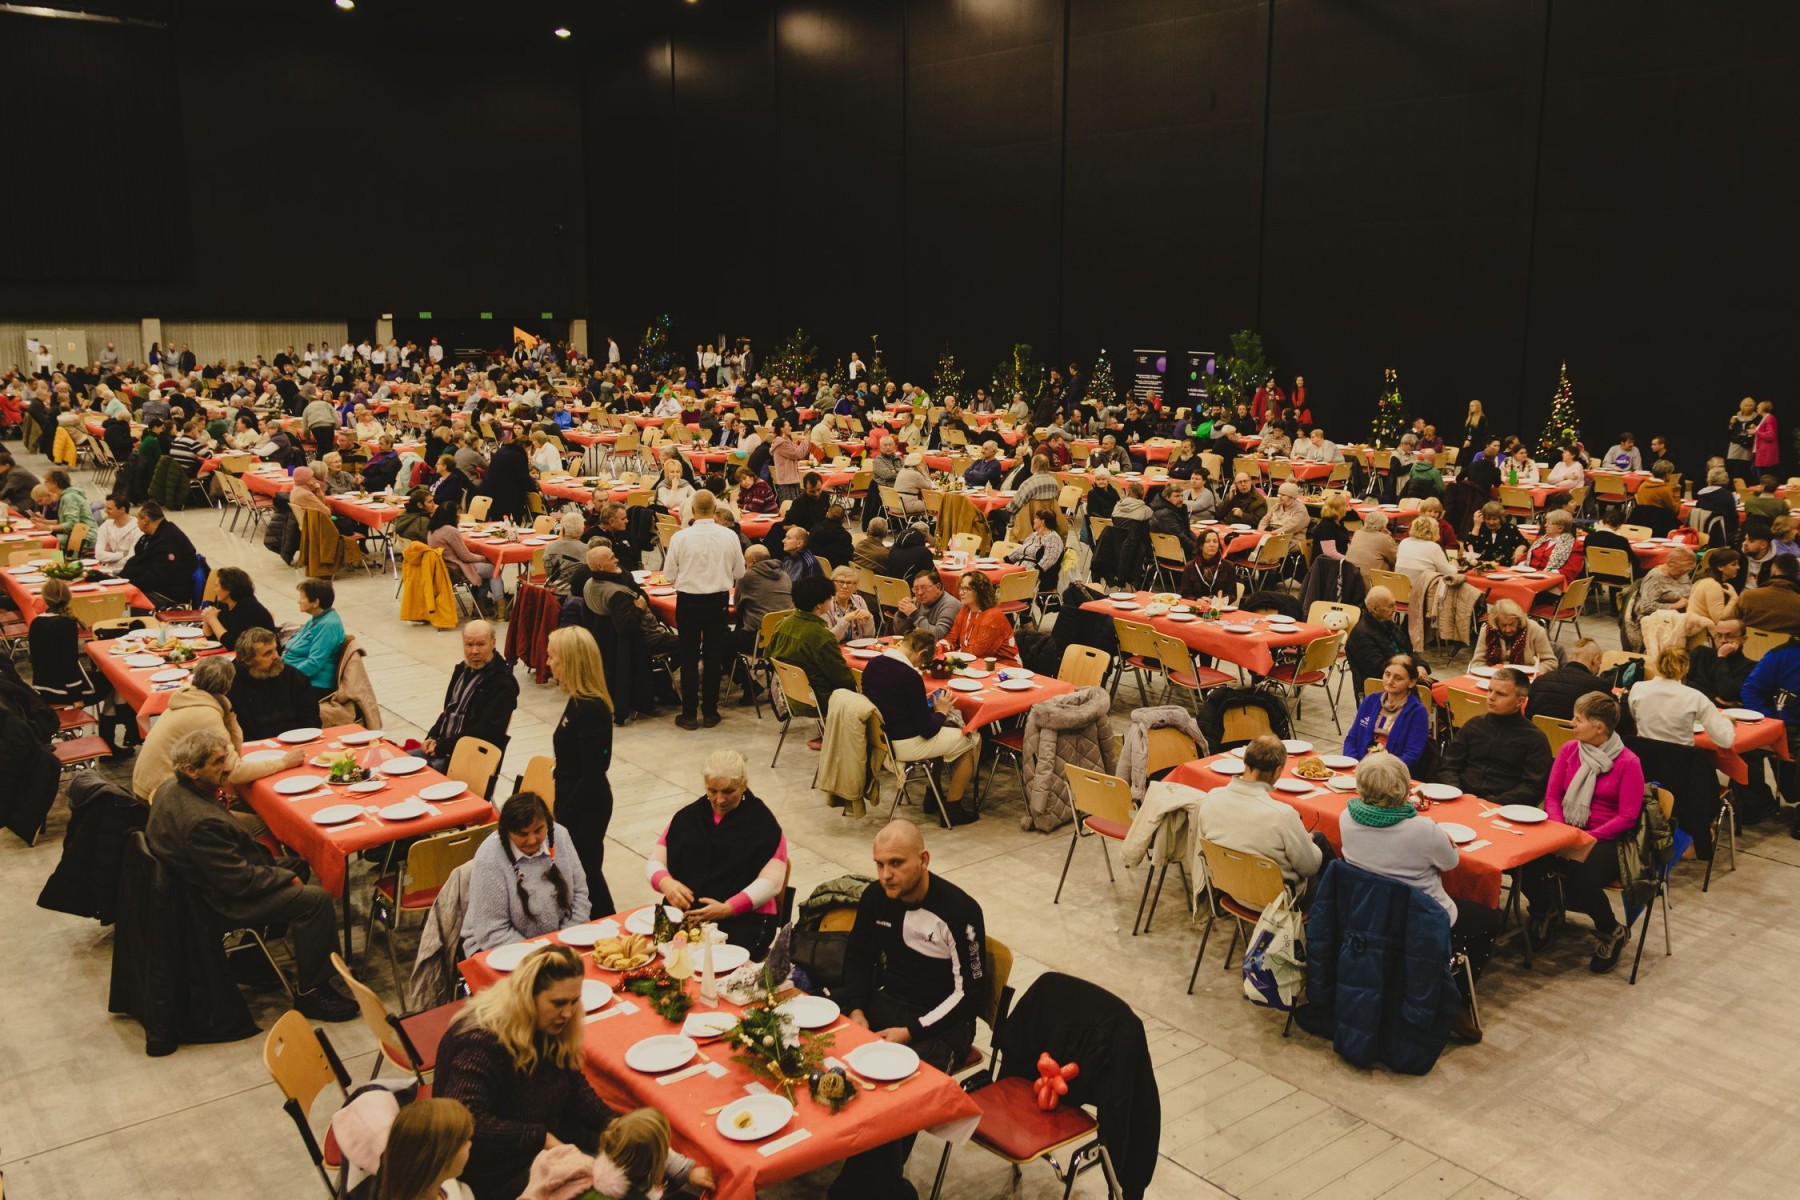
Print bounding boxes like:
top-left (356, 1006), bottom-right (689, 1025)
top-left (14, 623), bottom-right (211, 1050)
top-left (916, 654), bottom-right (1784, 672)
top-left (866, 335), bottom-right (889, 393)
top-left (637, 313), bottom-right (677, 377)
top-left (991, 342), bottom-right (1047, 408)
top-left (932, 346), bottom-right (965, 405)
top-left (1369, 367), bottom-right (1406, 447)
top-left (767, 328), bottom-right (820, 386)
top-left (1216, 329), bottom-right (1270, 415)
top-left (1087, 348), bottom-right (1118, 413)
top-left (1536, 362), bottom-right (1581, 456)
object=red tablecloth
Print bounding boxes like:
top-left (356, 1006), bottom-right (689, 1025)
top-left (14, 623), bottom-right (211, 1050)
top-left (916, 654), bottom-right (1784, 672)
top-left (1055, 468), bottom-right (1167, 492)
top-left (1, 568), bottom-right (149, 620)
top-left (1079, 592), bottom-right (1321, 676)
top-left (923, 453), bottom-right (1013, 473)
top-left (459, 917), bottom-right (980, 1200)
top-left (839, 638), bottom-right (1074, 731)
top-left (240, 724), bottom-right (496, 897)
top-left (1464, 568), bottom-right (1565, 610)
top-left (1701, 716), bottom-right (1792, 785)
top-left (1584, 469), bottom-right (1654, 494)
top-left (460, 525), bottom-right (542, 567)
top-left (561, 428), bottom-right (619, 447)
top-left (1167, 754), bottom-right (1592, 909)
top-left (86, 639), bottom-right (232, 733)
top-left (932, 559), bottom-right (1025, 595)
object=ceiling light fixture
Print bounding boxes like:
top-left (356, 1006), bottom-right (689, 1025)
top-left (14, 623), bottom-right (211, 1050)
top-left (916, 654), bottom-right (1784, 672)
top-left (334, 0), bottom-right (354, 9)
top-left (554, 26), bottom-right (571, 38)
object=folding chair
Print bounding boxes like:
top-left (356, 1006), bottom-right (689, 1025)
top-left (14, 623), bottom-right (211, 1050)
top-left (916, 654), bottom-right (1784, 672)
top-left (1240, 534), bottom-right (1291, 588)
top-left (366, 825), bottom-right (496, 990)
top-left (465, 495), bottom-right (493, 521)
top-left (330, 952), bottom-right (462, 1087)
top-left (737, 607), bottom-right (794, 717)
top-left (1625, 787), bottom-right (1678, 985)
top-left (446, 736), bottom-right (502, 799)
top-left (952, 936), bottom-right (1016, 1082)
top-left (877, 721), bottom-right (953, 830)
top-left (769, 659), bottom-right (822, 768)
top-left (872, 574), bottom-right (911, 622)
top-left (1498, 484), bottom-right (1536, 520)
top-left (1369, 569), bottom-right (1413, 621)
top-left (1148, 532), bottom-right (1187, 589)
top-left (1743, 626), bottom-right (1791, 662)
top-left (1444, 687), bottom-right (1487, 731)
top-left (1531, 713), bottom-right (1578, 756)
top-left (1052, 765), bottom-right (1134, 904)
top-left (1262, 631), bottom-right (1348, 732)
top-left (1056, 644), bottom-right (1111, 688)
top-left (1529, 575), bottom-right (1590, 640)
top-left (515, 755), bottom-right (556, 807)
top-left (1187, 839), bottom-right (1288, 991)
top-left (1132, 727), bottom-right (1200, 935)
top-left (263, 1010), bottom-right (352, 1198)
top-left (1109, 618), bottom-right (1164, 706)
top-left (1151, 630), bottom-right (1234, 710)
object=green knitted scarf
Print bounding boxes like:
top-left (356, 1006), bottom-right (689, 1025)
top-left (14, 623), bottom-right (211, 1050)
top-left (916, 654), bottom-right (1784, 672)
top-left (1348, 797), bottom-right (1416, 827)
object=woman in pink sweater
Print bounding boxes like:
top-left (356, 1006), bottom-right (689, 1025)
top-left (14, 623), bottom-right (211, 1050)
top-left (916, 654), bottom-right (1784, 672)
top-left (1524, 691), bottom-right (1645, 974)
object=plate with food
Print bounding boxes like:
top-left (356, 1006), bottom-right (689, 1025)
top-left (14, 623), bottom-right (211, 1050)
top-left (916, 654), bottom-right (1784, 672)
top-left (1292, 757), bottom-right (1332, 781)
top-left (671, 942), bottom-right (750, 973)
top-left (716, 1094), bottom-right (794, 1142)
top-left (1327, 774), bottom-right (1359, 791)
top-left (591, 934), bottom-right (659, 972)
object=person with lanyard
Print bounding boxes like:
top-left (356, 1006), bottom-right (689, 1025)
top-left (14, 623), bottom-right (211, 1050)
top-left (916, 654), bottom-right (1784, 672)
top-left (663, 489), bottom-right (745, 730)
top-left (1180, 527), bottom-right (1240, 601)
top-left (646, 751), bottom-right (789, 953)
top-left (422, 621), bottom-right (519, 772)
top-left (1343, 655), bottom-right (1431, 770)
top-left (831, 821), bottom-right (986, 1200)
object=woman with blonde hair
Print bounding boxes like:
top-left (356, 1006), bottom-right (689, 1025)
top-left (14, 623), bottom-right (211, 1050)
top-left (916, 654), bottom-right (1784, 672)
top-left (433, 945), bottom-right (612, 1199)
top-left (528, 429), bottom-right (562, 476)
top-left (373, 1097), bottom-right (475, 1200)
top-left (1629, 643), bottom-right (1736, 750)
top-left (547, 625), bottom-right (615, 915)
top-left (517, 1107), bottom-right (712, 1200)
top-left (1634, 545), bottom-right (1702, 666)
top-left (1395, 514), bottom-right (1477, 648)
top-left (1460, 399), bottom-right (1488, 455)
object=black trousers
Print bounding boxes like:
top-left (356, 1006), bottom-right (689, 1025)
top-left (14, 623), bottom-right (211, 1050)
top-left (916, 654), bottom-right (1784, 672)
top-left (675, 591), bottom-right (730, 719)
top-left (308, 425), bottom-right (335, 460)
top-left (1523, 838), bottom-right (1623, 938)
top-left (828, 994), bottom-right (974, 1200)
top-left (230, 878), bottom-right (342, 991)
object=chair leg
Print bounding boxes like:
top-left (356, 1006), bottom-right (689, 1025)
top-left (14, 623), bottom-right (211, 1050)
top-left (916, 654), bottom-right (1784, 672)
top-left (1133, 863), bottom-right (1170, 936)
top-left (770, 715), bottom-right (790, 768)
top-left (927, 1143), bottom-right (954, 1200)
top-left (1222, 918), bottom-right (1243, 971)
top-left (1131, 866), bottom-right (1156, 936)
top-left (1186, 906), bottom-right (1217, 994)
top-left (1628, 896), bottom-right (1656, 985)
top-left (1052, 825), bottom-right (1081, 905)
top-left (1098, 836), bottom-right (1115, 883)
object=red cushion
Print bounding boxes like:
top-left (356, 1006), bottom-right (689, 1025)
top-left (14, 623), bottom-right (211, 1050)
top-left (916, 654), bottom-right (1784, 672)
top-left (322, 1123), bottom-right (341, 1169)
top-left (993, 730), bottom-right (1024, 751)
top-left (54, 735), bottom-right (112, 765)
top-left (1169, 665), bottom-right (1234, 690)
top-left (1265, 666), bottom-right (1327, 686)
top-left (1083, 815), bottom-right (1130, 840)
top-left (375, 873), bottom-right (443, 911)
top-left (395, 1000), bottom-right (464, 1073)
top-left (57, 708), bottom-right (96, 731)
top-left (971, 1076), bottom-right (1096, 1162)
top-left (1219, 896), bottom-right (1264, 922)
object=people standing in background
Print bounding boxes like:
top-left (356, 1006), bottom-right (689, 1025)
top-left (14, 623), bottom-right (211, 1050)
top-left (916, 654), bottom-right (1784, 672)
top-left (664, 490), bottom-right (745, 730)
top-left (1754, 399), bottom-right (1781, 475)
top-left (546, 626), bottom-right (616, 918)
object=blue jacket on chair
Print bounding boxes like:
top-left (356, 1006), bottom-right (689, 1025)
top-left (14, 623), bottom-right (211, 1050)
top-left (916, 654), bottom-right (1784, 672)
top-left (1342, 692), bottom-right (1430, 769)
top-left (1295, 860), bottom-right (1458, 1075)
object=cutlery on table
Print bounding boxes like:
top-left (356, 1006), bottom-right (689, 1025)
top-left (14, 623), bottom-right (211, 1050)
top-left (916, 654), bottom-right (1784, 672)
top-left (885, 1071), bottom-right (920, 1091)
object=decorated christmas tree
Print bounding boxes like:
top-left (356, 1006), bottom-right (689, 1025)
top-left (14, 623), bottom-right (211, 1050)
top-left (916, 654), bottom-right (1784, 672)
top-left (1087, 348), bottom-right (1118, 413)
top-left (766, 327), bottom-right (820, 386)
top-left (637, 313), bottom-right (677, 377)
top-left (866, 335), bottom-right (889, 393)
top-left (991, 342), bottom-right (1047, 408)
top-left (1216, 329), bottom-right (1269, 415)
top-left (1369, 367), bottom-right (1406, 447)
top-left (932, 346), bottom-right (965, 405)
top-left (1536, 362), bottom-right (1581, 456)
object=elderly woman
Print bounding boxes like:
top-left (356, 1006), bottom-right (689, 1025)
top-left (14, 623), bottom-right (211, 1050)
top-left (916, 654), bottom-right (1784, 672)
top-left (893, 452), bottom-right (932, 517)
top-left (1417, 495), bottom-right (1459, 552)
top-left (528, 430), bottom-right (563, 475)
top-left (1468, 598), bottom-right (1555, 672)
top-left (288, 464), bottom-right (333, 519)
top-left (1523, 691), bottom-right (1646, 971)
top-left (1395, 515), bottom-right (1478, 649)
top-left (647, 750), bottom-right (790, 953)
top-left (1524, 508), bottom-right (1585, 587)
top-left (1007, 507), bottom-right (1064, 584)
top-left (351, 404), bottom-right (384, 443)
top-left (1692, 465), bottom-right (1740, 541)
top-left (320, 452), bottom-right (359, 495)
top-left (1467, 502), bottom-right (1526, 565)
top-left (1634, 545), bottom-right (1702, 665)
top-left (226, 411), bottom-right (262, 451)
top-left (131, 656), bottom-right (301, 809)
top-left (1688, 547), bottom-right (1741, 628)
top-left (1340, 750), bottom-right (1499, 1036)
top-left (1346, 508), bottom-right (1399, 576)
top-left (1343, 655), bottom-right (1432, 769)
top-left (1259, 480), bottom-right (1310, 539)
top-left (1629, 644), bottom-right (1735, 749)
top-left (824, 565), bottom-right (876, 642)
top-left (1311, 492), bottom-right (1353, 559)
top-left (542, 510), bottom-right (590, 594)
top-left (945, 571), bottom-right (1016, 660)
top-left (429, 500), bottom-right (505, 614)
top-left (1546, 445), bottom-right (1586, 490)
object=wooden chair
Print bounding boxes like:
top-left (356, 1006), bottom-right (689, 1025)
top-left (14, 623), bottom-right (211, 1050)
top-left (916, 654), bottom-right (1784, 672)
top-left (1052, 765), bottom-right (1134, 904)
top-left (769, 659), bottom-right (822, 768)
top-left (1240, 534), bottom-right (1290, 586)
top-left (1498, 485), bottom-right (1536, 520)
top-left (464, 495), bottom-right (493, 521)
top-left (5, 546), bottom-right (56, 566)
top-left (873, 574), bottom-right (911, 620)
top-left (952, 935), bottom-right (1016, 1081)
top-left (69, 591), bottom-right (129, 628)
top-left (1305, 600), bottom-right (1362, 633)
top-left (329, 952), bottom-right (463, 1088)
top-left (1263, 631), bottom-right (1348, 732)
top-left (1617, 522), bottom-right (1653, 541)
top-left (368, 824), bottom-right (496, 990)
top-left (1057, 644), bottom-right (1112, 688)
top-left (1151, 630), bottom-right (1234, 710)
top-left (446, 736), bottom-right (502, 799)
top-left (993, 568), bottom-right (1038, 620)
top-left (263, 1010), bottom-right (352, 1197)
top-left (516, 755), bottom-right (556, 808)
top-left (1743, 626), bottom-right (1793, 662)
top-left (1369, 569), bottom-right (1413, 618)
top-left (1187, 839), bottom-right (1288, 990)
top-left (1585, 545), bottom-right (1634, 594)
top-left (1531, 714), bottom-right (1578, 757)
top-left (1445, 688), bottom-right (1487, 730)
top-left (736, 606), bottom-right (795, 717)
top-left (1110, 618), bottom-right (1164, 705)
top-left (948, 533), bottom-right (983, 556)
top-left (1529, 575), bottom-right (1590, 641)
top-left (1088, 515), bottom-right (1112, 542)
top-left (1593, 475), bottom-right (1630, 506)
top-left (1148, 532), bottom-right (1187, 589)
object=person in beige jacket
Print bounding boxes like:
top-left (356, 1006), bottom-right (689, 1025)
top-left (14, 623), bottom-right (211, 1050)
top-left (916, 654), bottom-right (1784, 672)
top-left (133, 657), bottom-right (302, 832)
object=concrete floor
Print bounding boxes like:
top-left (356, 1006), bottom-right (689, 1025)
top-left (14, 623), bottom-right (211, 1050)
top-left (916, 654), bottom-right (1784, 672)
top-left (2, 448), bottom-right (1793, 1200)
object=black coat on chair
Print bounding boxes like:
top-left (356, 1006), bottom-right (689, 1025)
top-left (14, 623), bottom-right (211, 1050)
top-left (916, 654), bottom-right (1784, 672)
top-left (1628, 736), bottom-right (1722, 860)
top-left (38, 774), bottom-right (147, 923)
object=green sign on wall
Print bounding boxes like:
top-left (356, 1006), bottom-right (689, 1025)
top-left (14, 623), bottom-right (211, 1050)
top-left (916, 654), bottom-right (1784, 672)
top-left (541, 312), bottom-right (554, 320)
top-left (479, 312), bottom-right (494, 320)
top-left (417, 311), bottom-right (432, 319)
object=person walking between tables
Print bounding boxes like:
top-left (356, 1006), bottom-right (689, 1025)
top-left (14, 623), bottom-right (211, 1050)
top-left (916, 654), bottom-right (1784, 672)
top-left (663, 489), bottom-right (745, 730)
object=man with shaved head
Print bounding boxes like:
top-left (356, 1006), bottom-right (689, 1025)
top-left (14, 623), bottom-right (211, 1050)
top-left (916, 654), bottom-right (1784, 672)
top-left (421, 619), bottom-right (519, 771)
top-left (831, 821), bottom-right (987, 1199)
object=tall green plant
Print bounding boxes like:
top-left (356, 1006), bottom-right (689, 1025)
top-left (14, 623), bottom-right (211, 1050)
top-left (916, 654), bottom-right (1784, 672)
top-left (1215, 329), bottom-right (1269, 413)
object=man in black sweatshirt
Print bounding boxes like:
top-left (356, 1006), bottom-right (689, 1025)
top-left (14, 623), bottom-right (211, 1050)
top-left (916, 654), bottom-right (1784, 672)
top-left (1524, 639), bottom-right (1606, 722)
top-left (1437, 668), bottom-right (1553, 808)
top-left (831, 821), bottom-right (986, 1200)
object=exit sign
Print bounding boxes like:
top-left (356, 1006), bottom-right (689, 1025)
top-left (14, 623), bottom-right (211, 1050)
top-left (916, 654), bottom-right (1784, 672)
top-left (417, 311), bottom-right (432, 319)
top-left (541, 311), bottom-right (554, 320)
top-left (479, 312), bottom-right (494, 320)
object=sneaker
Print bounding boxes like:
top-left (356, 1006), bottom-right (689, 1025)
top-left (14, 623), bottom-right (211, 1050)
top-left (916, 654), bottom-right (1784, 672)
top-left (296, 984), bottom-right (359, 1022)
top-left (674, 715), bottom-right (700, 731)
top-left (1589, 925), bottom-right (1627, 974)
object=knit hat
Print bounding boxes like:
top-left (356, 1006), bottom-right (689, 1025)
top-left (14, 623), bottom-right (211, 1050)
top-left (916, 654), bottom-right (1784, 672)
top-left (328, 1088), bottom-right (399, 1179)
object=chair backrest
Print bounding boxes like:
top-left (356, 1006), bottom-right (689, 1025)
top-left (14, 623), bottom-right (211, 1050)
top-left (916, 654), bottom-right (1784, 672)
top-left (1369, 568), bottom-right (1412, 604)
top-left (1550, 575), bottom-right (1591, 617)
top-left (1744, 626), bottom-right (1793, 662)
top-left (989, 540), bottom-right (1020, 560)
top-left (262, 1009), bottom-right (347, 1117)
top-left (1250, 534), bottom-right (1289, 566)
top-left (873, 574), bottom-right (910, 611)
top-left (1595, 475), bottom-right (1629, 499)
top-left (69, 591), bottom-right (129, 627)
top-left (1294, 631), bottom-right (1346, 678)
top-left (6, 546), bottom-right (56, 565)
top-left (948, 532), bottom-right (982, 555)
top-left (1199, 838), bottom-right (1287, 912)
top-left (757, 607), bottom-right (795, 655)
top-left (65, 521), bottom-right (88, 552)
top-left (1617, 523), bottom-right (1652, 541)
top-left (1142, 725), bottom-right (1199, 777)
top-left (1655, 786), bottom-right (1675, 822)
top-left (1531, 713), bottom-right (1578, 756)
top-left (770, 658), bottom-right (819, 711)
top-left (519, 755), bottom-right (556, 808)
top-left (1497, 485), bottom-right (1533, 514)
top-left (1149, 531), bottom-right (1186, 567)
top-left (1599, 649), bottom-right (1644, 672)
top-left (531, 514), bottom-right (555, 535)
top-left (982, 935), bottom-right (1015, 1035)
top-left (1584, 545), bottom-right (1633, 583)
top-left (1446, 688), bottom-right (1486, 730)
top-left (1112, 618), bottom-right (1160, 663)
top-left (1063, 764), bottom-right (1134, 825)
top-left (994, 568), bottom-right (1037, 605)
top-left (406, 823), bottom-right (496, 899)
top-left (1220, 702), bottom-right (1273, 744)
top-left (329, 952), bottom-right (421, 1080)
top-left (1057, 644), bottom-right (1111, 688)
top-left (465, 495), bottom-right (493, 521)
top-left (1305, 599), bottom-right (1362, 632)
top-left (446, 736), bottom-right (502, 799)
top-left (1088, 515), bottom-right (1112, 540)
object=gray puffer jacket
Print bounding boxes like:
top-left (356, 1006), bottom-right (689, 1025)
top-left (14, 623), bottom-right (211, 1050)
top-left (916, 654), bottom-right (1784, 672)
top-left (1019, 685), bottom-right (1118, 832)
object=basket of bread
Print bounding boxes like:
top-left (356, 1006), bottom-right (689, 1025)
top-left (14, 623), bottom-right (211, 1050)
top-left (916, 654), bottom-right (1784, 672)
top-left (1292, 755), bottom-right (1333, 781)
top-left (590, 933), bottom-right (657, 972)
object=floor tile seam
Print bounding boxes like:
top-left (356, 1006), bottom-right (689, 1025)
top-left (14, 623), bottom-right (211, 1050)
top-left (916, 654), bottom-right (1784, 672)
top-left (0, 1078), bottom-right (278, 1165)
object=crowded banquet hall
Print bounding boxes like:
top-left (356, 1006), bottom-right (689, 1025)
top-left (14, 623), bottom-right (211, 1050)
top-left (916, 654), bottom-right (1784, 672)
top-left (3, 2), bottom-right (1798, 1199)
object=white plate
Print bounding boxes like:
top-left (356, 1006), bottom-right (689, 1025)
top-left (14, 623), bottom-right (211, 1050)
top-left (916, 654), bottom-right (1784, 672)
top-left (1439, 822), bottom-right (1477, 845)
top-left (347, 779), bottom-right (388, 794)
top-left (417, 780), bottom-right (466, 801)
top-left (671, 942), bottom-right (750, 973)
top-left (557, 921), bottom-right (619, 948)
top-left (959, 668), bottom-right (992, 679)
top-left (240, 750), bottom-right (289, 767)
top-left (625, 905), bottom-right (683, 936)
top-left (646, 586), bottom-right (676, 596)
top-left (377, 756), bottom-right (428, 776)
top-left (1231, 523), bottom-right (1253, 531)
top-left (340, 729), bottom-right (385, 745)
top-left (716, 1094), bottom-right (795, 1142)
top-left (778, 994), bottom-right (841, 1029)
top-left (947, 678), bottom-right (983, 692)
top-left (1167, 612), bottom-right (1197, 621)
top-left (848, 638), bottom-right (879, 648)
top-left (1320, 754), bottom-right (1357, 769)
top-left (1273, 778), bottom-right (1314, 794)
top-left (1485, 573), bottom-right (1515, 581)
top-left (148, 669), bottom-right (190, 683)
top-left (1007, 668), bottom-right (1035, 678)
top-left (1221, 623), bottom-right (1253, 634)
top-left (846, 1041), bottom-right (920, 1081)
top-left (1415, 783), bottom-right (1462, 802)
top-left (379, 799), bottom-right (430, 820)
top-left (850, 648), bottom-right (881, 659)
top-left (997, 679), bottom-right (1034, 691)
top-left (12, 574), bottom-right (45, 584)
top-left (273, 775), bottom-right (327, 795)
top-left (168, 625), bottom-right (203, 638)
top-left (1469, 666), bottom-right (1497, 678)
top-left (1111, 601), bottom-right (1140, 610)
top-left (1212, 759), bottom-right (1247, 775)
top-left (625, 1034), bottom-right (698, 1074)
top-left (1109, 592), bottom-right (1137, 601)
top-left (1495, 804), bottom-right (1548, 824)
top-left (1327, 774), bottom-right (1358, 791)
top-left (190, 639), bottom-right (221, 650)
top-left (683, 1011), bottom-right (740, 1039)
top-left (278, 727), bottom-right (323, 744)
top-left (487, 939), bottom-right (552, 972)
top-left (1725, 708), bottom-right (1764, 722)
top-left (581, 979), bottom-right (615, 1012)
top-left (310, 804), bottom-right (364, 826)
top-left (1282, 739), bottom-right (1313, 754)
top-left (124, 654), bottom-right (163, 668)
top-left (1228, 746), bottom-right (1248, 757)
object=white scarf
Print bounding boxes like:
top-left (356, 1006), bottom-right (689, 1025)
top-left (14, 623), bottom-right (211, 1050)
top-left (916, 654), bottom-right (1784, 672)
top-left (1561, 733), bottom-right (1623, 830)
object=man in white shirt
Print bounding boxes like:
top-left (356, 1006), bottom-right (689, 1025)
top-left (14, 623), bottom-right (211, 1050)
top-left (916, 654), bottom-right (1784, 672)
top-left (663, 489), bottom-right (745, 730)
top-left (303, 344), bottom-right (319, 366)
top-left (339, 342), bottom-right (355, 361)
top-left (607, 336), bottom-right (621, 365)
top-left (93, 494), bottom-right (144, 575)
top-left (1196, 734), bottom-right (1328, 895)
top-left (428, 337), bottom-right (445, 364)
top-left (370, 343), bottom-right (387, 367)
top-left (356, 340), bottom-right (373, 360)
top-left (847, 352), bottom-right (864, 381)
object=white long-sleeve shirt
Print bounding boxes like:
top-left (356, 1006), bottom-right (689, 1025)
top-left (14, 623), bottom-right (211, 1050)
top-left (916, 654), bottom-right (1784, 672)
top-left (663, 518), bottom-right (744, 595)
top-left (1628, 676), bottom-right (1735, 749)
top-left (94, 515), bottom-right (142, 572)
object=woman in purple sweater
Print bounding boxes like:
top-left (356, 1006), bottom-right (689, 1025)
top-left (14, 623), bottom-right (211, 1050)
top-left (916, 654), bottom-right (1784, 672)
top-left (1524, 691), bottom-right (1645, 975)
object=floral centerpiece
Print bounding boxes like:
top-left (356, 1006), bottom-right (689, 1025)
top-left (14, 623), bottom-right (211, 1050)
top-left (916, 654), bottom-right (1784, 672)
top-left (326, 752), bottom-right (371, 784)
top-left (163, 640), bottom-right (197, 664)
top-left (724, 928), bottom-right (837, 1102)
top-left (43, 558), bottom-right (86, 582)
top-left (622, 961), bottom-right (693, 1023)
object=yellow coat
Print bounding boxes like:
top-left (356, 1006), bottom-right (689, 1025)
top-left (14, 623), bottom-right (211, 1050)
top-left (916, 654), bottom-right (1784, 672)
top-left (52, 425), bottom-right (78, 467)
top-left (400, 540), bottom-right (459, 629)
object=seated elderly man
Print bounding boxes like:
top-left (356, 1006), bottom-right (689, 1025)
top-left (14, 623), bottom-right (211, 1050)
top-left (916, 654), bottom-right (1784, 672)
top-left (228, 627), bottom-right (322, 741)
top-left (1259, 481), bottom-right (1310, 539)
top-left (421, 620), bottom-right (519, 772)
top-left (145, 729), bottom-right (357, 1023)
top-left (733, 543), bottom-right (794, 654)
top-left (1197, 733), bottom-right (1331, 897)
top-left (991, 453), bottom-right (1061, 539)
top-left (853, 517), bottom-right (892, 573)
top-left (888, 569), bottom-right (960, 640)
top-left (1086, 433), bottom-right (1128, 473)
top-left (1217, 472), bottom-right (1268, 526)
top-left (1525, 637), bottom-right (1605, 721)
top-left (1344, 586), bottom-right (1420, 694)
top-left (1436, 668), bottom-right (1553, 807)
top-left (964, 441), bottom-right (1005, 490)
top-left (584, 543), bottom-right (680, 658)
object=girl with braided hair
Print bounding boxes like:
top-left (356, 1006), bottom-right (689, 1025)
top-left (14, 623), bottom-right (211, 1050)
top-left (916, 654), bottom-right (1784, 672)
top-left (461, 793), bottom-right (592, 954)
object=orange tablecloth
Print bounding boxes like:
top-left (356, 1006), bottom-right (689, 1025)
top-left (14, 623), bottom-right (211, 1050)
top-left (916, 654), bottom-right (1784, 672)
top-left (1080, 592), bottom-right (1321, 676)
top-left (1464, 568), bottom-right (1565, 610)
top-left (1, 567), bottom-right (149, 620)
top-left (460, 526), bottom-right (542, 567)
top-left (240, 724), bottom-right (495, 897)
top-left (1055, 467), bottom-right (1168, 492)
top-left (0, 523), bottom-right (64, 552)
top-left (1698, 716), bottom-right (1790, 785)
top-left (85, 639), bottom-right (232, 733)
top-left (923, 453), bottom-right (1014, 473)
top-left (840, 637), bottom-right (1074, 731)
top-left (562, 428), bottom-right (620, 447)
top-left (1167, 754), bottom-right (1592, 909)
top-left (932, 559), bottom-right (1024, 595)
top-left (459, 916), bottom-right (980, 1200)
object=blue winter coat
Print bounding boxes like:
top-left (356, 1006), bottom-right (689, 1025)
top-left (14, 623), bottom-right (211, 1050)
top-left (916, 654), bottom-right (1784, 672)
top-left (1343, 691), bottom-right (1430, 768)
top-left (1296, 860), bottom-right (1458, 1075)
top-left (1745, 646), bottom-right (1800, 728)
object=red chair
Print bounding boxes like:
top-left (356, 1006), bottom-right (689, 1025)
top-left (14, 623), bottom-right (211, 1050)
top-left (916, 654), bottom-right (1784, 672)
top-left (263, 1011), bottom-right (351, 1197)
top-left (332, 952), bottom-right (459, 1086)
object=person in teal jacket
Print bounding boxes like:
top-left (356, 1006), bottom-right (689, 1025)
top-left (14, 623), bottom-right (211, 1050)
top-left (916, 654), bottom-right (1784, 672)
top-left (1342, 654), bottom-right (1432, 770)
top-left (283, 577), bottom-right (345, 698)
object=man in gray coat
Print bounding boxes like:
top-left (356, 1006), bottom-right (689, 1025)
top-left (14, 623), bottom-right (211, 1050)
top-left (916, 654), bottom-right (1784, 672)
top-left (145, 729), bottom-right (355, 1021)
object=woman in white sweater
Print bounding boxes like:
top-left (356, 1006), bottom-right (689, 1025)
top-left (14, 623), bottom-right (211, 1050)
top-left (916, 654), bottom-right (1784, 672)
top-left (1395, 515), bottom-right (1478, 649)
top-left (1629, 644), bottom-right (1735, 748)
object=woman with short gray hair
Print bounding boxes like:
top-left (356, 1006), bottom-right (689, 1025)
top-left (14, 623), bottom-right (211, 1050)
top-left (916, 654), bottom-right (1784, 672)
top-left (132, 654), bottom-right (304, 810)
top-left (541, 509), bottom-right (591, 595)
top-left (1340, 751), bottom-right (1500, 1040)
